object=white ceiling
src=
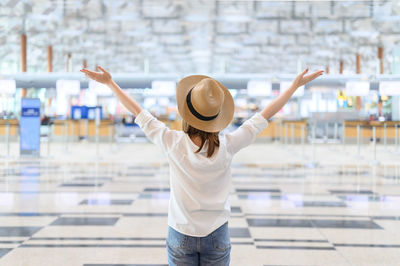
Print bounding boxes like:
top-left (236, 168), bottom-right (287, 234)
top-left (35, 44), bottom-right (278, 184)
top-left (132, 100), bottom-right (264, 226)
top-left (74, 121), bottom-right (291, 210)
top-left (1, 0), bottom-right (400, 75)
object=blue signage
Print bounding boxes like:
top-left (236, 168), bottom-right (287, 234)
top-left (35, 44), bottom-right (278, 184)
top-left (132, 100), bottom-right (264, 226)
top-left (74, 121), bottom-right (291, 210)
top-left (87, 106), bottom-right (102, 120)
top-left (71, 106), bottom-right (102, 120)
top-left (71, 106), bottom-right (85, 119)
top-left (20, 98), bottom-right (41, 156)
top-left (21, 107), bottom-right (40, 117)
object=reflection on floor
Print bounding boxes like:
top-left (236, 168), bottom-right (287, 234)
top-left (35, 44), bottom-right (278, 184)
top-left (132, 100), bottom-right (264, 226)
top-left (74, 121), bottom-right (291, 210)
top-left (0, 145), bottom-right (400, 265)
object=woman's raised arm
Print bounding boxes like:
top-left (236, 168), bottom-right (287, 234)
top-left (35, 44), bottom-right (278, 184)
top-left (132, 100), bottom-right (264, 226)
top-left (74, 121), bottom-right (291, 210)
top-left (260, 68), bottom-right (324, 120)
top-left (81, 66), bottom-right (142, 116)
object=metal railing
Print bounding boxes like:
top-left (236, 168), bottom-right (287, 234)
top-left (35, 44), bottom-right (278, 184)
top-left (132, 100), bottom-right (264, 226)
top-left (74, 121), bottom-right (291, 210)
top-left (262, 121), bottom-right (400, 166)
top-left (0, 122), bottom-right (20, 158)
top-left (1, 119), bottom-right (400, 164)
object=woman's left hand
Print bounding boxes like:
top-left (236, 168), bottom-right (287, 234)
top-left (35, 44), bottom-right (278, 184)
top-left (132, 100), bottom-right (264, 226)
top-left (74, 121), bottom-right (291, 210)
top-left (293, 69), bottom-right (324, 88)
top-left (81, 66), bottom-right (112, 85)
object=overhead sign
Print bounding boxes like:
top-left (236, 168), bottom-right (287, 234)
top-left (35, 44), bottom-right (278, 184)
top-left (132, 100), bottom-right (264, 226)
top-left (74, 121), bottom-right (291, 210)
top-left (151, 81), bottom-right (176, 96)
top-left (56, 80), bottom-right (80, 95)
top-left (379, 81), bottom-right (400, 96)
top-left (89, 80), bottom-right (112, 96)
top-left (345, 81), bottom-right (370, 96)
top-left (280, 81), bottom-right (304, 97)
top-left (0, 80), bottom-right (16, 94)
top-left (20, 98), bottom-right (41, 156)
top-left (247, 80), bottom-right (272, 97)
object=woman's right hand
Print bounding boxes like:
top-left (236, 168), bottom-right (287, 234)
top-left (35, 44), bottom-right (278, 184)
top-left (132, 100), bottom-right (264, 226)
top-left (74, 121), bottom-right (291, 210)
top-left (81, 66), bottom-right (112, 85)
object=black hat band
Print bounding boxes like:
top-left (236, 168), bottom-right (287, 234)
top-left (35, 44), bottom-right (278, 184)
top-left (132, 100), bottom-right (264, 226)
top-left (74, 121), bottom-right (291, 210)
top-left (186, 88), bottom-right (219, 121)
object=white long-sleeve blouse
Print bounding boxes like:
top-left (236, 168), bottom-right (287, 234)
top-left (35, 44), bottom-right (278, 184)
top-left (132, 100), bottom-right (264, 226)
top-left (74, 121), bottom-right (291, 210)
top-left (135, 110), bottom-right (269, 237)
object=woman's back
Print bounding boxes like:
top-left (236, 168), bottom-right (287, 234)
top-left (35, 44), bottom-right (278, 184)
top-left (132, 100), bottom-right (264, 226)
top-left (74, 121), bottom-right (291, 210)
top-left (167, 132), bottom-right (232, 236)
top-left (134, 109), bottom-right (269, 236)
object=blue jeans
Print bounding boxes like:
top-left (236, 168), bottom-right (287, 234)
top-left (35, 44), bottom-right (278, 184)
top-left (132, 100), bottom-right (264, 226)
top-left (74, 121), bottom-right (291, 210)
top-left (166, 222), bottom-right (231, 266)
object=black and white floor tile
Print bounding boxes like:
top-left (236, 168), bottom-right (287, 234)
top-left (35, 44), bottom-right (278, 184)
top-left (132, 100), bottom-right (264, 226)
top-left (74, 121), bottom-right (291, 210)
top-left (0, 158), bottom-right (400, 265)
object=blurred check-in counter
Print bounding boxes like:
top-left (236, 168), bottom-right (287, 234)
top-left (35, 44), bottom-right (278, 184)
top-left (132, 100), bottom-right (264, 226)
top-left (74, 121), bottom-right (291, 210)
top-left (344, 120), bottom-right (400, 143)
top-left (258, 120), bottom-right (307, 142)
top-left (53, 119), bottom-right (114, 141)
top-left (0, 119), bottom-right (19, 140)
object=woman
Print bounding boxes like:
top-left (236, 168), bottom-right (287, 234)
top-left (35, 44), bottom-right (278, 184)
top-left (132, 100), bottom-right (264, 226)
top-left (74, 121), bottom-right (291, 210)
top-left (81, 67), bottom-right (323, 265)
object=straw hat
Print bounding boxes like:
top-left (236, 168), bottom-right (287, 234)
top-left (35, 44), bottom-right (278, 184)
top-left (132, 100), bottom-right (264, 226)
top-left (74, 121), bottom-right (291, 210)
top-left (176, 75), bottom-right (234, 133)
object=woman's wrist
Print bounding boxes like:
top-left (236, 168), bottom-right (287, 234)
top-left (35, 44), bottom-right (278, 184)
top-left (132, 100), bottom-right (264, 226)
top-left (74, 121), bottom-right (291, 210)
top-left (105, 79), bottom-right (115, 87)
top-left (289, 83), bottom-right (298, 91)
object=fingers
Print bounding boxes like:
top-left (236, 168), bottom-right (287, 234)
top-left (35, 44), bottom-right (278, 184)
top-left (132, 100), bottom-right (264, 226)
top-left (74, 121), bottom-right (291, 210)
top-left (97, 66), bottom-right (109, 74)
top-left (310, 70), bottom-right (324, 79)
top-left (80, 69), bottom-right (97, 75)
top-left (304, 70), bottom-right (324, 83)
top-left (315, 70), bottom-right (324, 76)
top-left (300, 68), bottom-right (309, 76)
top-left (307, 70), bottom-right (324, 77)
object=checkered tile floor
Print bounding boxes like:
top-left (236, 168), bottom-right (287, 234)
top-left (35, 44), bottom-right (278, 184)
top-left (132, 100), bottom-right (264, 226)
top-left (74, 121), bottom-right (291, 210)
top-left (0, 151), bottom-right (400, 265)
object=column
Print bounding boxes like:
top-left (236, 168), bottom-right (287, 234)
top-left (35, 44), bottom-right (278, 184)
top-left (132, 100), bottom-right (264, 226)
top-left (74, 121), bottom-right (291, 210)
top-left (66, 53), bottom-right (72, 72)
top-left (356, 54), bottom-right (361, 74)
top-left (378, 47), bottom-right (384, 74)
top-left (47, 45), bottom-right (53, 72)
top-left (339, 60), bottom-right (343, 74)
top-left (20, 34), bottom-right (27, 97)
top-left (355, 54), bottom-right (362, 111)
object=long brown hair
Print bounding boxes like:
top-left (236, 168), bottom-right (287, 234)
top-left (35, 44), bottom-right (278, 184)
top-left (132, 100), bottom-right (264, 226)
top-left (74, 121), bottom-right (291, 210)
top-left (182, 121), bottom-right (219, 158)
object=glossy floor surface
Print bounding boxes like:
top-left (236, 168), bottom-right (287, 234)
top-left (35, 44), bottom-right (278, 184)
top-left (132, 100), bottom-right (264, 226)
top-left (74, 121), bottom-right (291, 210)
top-left (0, 142), bottom-right (400, 266)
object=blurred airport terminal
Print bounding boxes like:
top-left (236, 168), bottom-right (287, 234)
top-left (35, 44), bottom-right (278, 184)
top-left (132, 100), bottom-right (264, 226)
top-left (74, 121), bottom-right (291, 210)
top-left (1, 0), bottom-right (400, 265)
